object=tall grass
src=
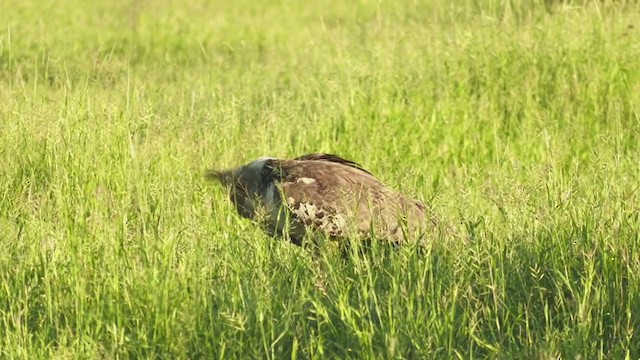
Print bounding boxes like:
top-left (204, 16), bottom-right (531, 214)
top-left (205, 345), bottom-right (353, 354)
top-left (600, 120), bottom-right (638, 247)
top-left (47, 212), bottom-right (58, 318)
top-left (1, 0), bottom-right (639, 358)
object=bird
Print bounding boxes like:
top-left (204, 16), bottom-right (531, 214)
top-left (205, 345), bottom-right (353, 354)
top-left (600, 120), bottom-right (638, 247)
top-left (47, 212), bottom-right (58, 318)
top-left (205, 153), bottom-right (437, 247)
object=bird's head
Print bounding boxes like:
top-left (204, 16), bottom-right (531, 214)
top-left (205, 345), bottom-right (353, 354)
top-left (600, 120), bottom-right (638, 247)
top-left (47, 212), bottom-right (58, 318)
top-left (205, 157), bottom-right (281, 219)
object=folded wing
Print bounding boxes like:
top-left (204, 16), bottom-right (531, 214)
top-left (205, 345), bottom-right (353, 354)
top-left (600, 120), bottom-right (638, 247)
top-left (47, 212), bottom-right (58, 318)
top-left (277, 155), bottom-right (429, 244)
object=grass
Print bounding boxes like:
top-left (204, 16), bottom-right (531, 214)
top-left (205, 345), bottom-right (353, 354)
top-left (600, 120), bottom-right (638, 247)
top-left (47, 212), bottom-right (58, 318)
top-left (1, 0), bottom-right (639, 358)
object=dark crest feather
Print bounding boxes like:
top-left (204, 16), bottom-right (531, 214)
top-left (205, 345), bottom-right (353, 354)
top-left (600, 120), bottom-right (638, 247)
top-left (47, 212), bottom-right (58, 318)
top-left (204, 169), bottom-right (234, 185)
top-left (294, 153), bottom-right (373, 175)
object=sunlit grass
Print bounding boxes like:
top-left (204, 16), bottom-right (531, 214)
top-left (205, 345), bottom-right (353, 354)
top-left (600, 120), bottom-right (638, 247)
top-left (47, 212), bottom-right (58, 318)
top-left (1, 0), bottom-right (639, 358)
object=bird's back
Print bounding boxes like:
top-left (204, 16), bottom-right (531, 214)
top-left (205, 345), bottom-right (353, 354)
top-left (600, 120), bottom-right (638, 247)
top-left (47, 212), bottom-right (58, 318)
top-left (278, 157), bottom-right (431, 244)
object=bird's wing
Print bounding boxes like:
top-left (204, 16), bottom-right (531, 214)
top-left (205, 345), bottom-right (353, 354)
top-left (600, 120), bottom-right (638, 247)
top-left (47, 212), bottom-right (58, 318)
top-left (277, 159), bottom-right (426, 242)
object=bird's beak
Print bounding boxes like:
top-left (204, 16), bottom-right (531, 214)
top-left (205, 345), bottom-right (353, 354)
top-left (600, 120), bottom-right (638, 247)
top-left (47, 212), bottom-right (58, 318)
top-left (204, 168), bottom-right (236, 186)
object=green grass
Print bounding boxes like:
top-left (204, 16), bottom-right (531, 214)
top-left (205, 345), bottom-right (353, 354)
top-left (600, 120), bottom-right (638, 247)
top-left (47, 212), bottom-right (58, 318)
top-left (1, 0), bottom-right (639, 358)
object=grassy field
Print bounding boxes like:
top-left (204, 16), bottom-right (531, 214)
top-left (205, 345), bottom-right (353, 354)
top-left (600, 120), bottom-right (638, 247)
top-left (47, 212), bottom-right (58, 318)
top-left (1, 0), bottom-right (639, 358)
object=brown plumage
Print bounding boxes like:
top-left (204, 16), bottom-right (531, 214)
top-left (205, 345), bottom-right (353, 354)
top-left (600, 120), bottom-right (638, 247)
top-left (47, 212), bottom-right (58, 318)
top-left (205, 153), bottom-right (436, 246)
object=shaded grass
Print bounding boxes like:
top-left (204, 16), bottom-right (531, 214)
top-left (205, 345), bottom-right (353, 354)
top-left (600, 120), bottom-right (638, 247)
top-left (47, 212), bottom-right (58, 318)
top-left (1, 0), bottom-right (639, 358)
